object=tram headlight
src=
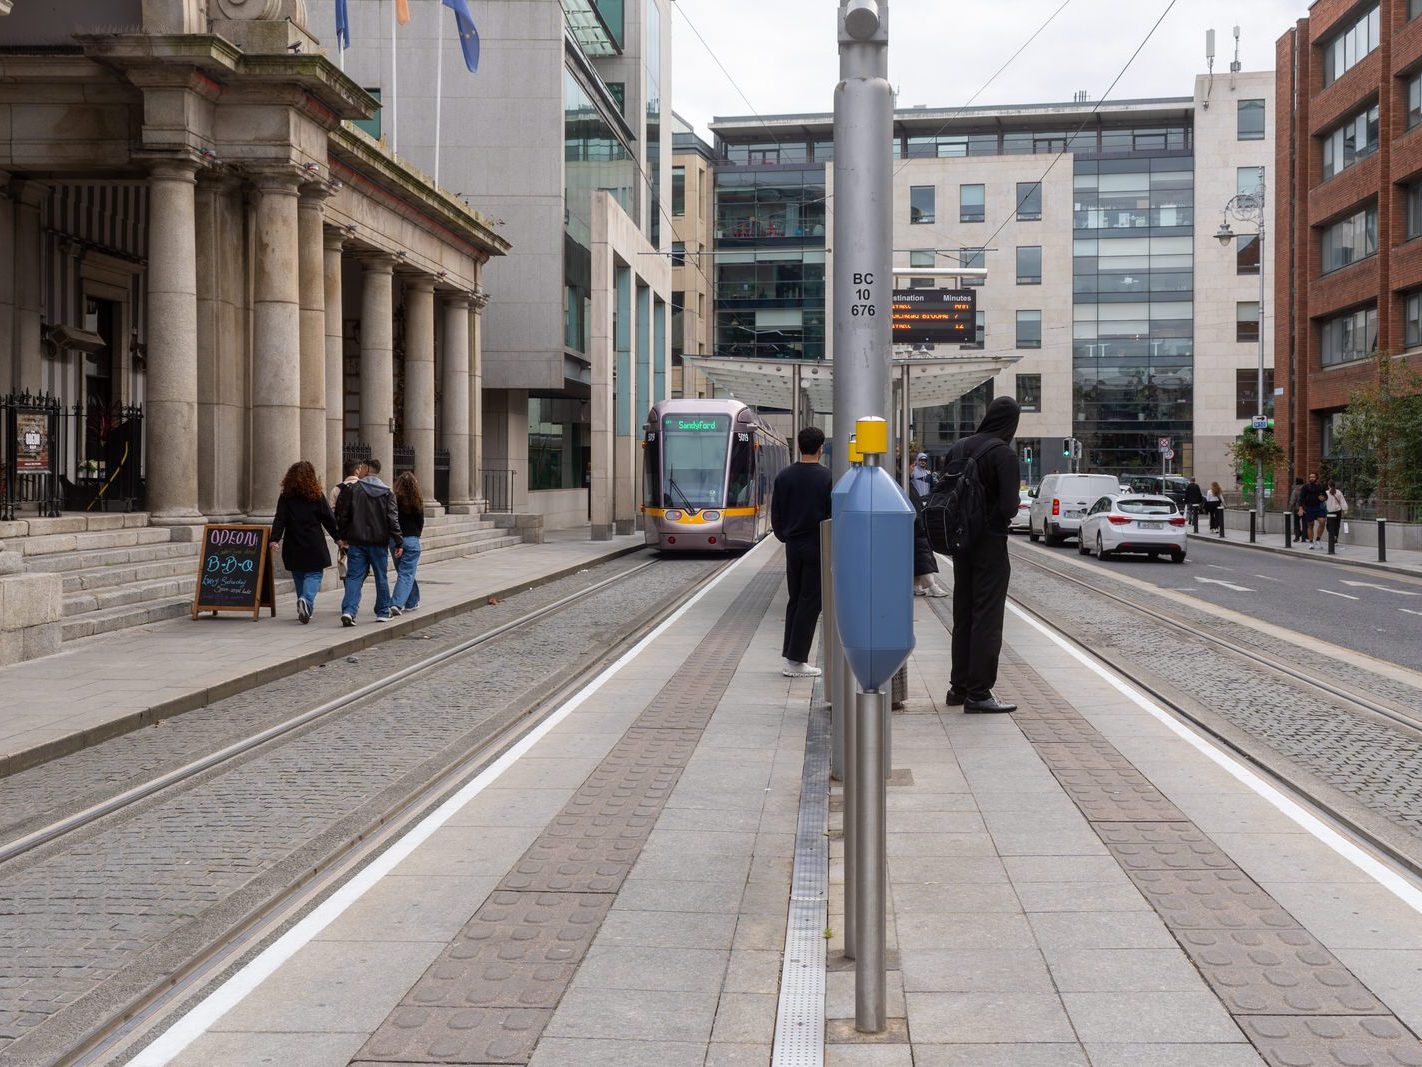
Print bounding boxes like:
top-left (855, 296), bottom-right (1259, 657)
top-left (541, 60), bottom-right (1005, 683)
top-left (703, 511), bottom-right (721, 522)
top-left (666, 510), bottom-right (683, 522)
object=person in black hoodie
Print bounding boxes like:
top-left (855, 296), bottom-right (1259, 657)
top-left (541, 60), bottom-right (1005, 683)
top-left (771, 426), bottom-right (833, 678)
top-left (335, 461), bottom-right (403, 625)
top-left (943, 397), bottom-right (1022, 714)
top-left (271, 461), bottom-right (339, 625)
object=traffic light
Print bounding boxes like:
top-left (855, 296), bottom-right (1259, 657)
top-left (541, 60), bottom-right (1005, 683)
top-left (1062, 441), bottom-right (1072, 458)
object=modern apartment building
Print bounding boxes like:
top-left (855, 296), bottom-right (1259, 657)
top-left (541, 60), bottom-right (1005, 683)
top-left (313, 0), bottom-right (672, 534)
top-left (671, 115), bottom-right (716, 400)
top-left (1276, 0), bottom-right (1422, 482)
top-left (708, 71), bottom-right (1276, 482)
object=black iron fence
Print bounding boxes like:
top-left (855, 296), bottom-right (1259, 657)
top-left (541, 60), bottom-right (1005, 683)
top-left (341, 442), bottom-right (371, 477)
top-left (481, 468), bottom-right (514, 514)
top-left (393, 445), bottom-right (415, 480)
top-left (434, 448), bottom-right (450, 506)
top-left (1, 392), bottom-right (143, 520)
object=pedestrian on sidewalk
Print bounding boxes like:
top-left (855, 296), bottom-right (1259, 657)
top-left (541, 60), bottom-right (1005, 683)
top-left (771, 426), bottom-right (833, 679)
top-left (270, 461), bottom-right (340, 625)
top-left (1288, 477), bottom-right (1305, 542)
top-left (389, 471), bottom-right (425, 616)
top-left (910, 452), bottom-right (934, 499)
top-left (332, 458), bottom-right (367, 579)
top-left (1205, 481), bottom-right (1224, 532)
top-left (908, 472), bottom-right (948, 598)
top-left (943, 396), bottom-right (1022, 715)
top-left (335, 460), bottom-right (403, 626)
top-left (1299, 472), bottom-right (1327, 549)
top-left (1325, 480), bottom-right (1349, 551)
top-left (1183, 477), bottom-right (1204, 527)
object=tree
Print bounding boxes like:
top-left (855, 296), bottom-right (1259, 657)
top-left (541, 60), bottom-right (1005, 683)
top-left (1228, 428), bottom-right (1285, 493)
top-left (1335, 353), bottom-right (1422, 506)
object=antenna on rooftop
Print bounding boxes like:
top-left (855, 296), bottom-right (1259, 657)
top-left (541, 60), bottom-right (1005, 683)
top-left (1231, 25), bottom-right (1242, 90)
top-left (1203, 29), bottom-right (1216, 109)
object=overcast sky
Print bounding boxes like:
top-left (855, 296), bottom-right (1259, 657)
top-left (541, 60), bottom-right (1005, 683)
top-left (670, 0), bottom-right (1309, 137)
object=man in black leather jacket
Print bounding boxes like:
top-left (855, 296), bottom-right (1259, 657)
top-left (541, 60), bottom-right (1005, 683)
top-left (335, 468), bottom-right (403, 626)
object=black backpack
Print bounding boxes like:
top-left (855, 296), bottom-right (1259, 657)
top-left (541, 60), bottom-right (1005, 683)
top-left (922, 438), bottom-right (1004, 558)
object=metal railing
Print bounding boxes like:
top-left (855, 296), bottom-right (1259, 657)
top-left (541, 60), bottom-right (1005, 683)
top-left (341, 442), bottom-right (371, 474)
top-left (481, 468), bottom-right (515, 513)
top-left (434, 448), bottom-right (450, 506)
top-left (1, 392), bottom-right (143, 520)
top-left (392, 445), bottom-right (415, 479)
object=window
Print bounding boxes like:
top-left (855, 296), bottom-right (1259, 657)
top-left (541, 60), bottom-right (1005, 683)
top-left (671, 289), bottom-right (685, 359)
top-left (1235, 369), bottom-right (1276, 418)
top-left (1237, 301), bottom-right (1260, 343)
top-left (1016, 245), bottom-right (1042, 284)
top-left (1016, 374), bottom-right (1042, 412)
top-left (1320, 206), bottom-right (1377, 273)
top-left (1322, 5), bottom-right (1380, 86)
top-left (1407, 291), bottom-right (1422, 348)
top-left (355, 87), bottom-right (382, 139)
top-left (1016, 310), bottom-right (1042, 349)
top-left (671, 241), bottom-right (685, 267)
top-left (909, 249), bottom-right (935, 268)
top-left (910, 185), bottom-right (936, 224)
top-left (1237, 167), bottom-right (1264, 197)
top-left (960, 247), bottom-right (985, 287)
top-left (1016, 181), bottom-right (1042, 221)
top-left (672, 166), bottom-right (685, 215)
top-left (1322, 105), bottom-right (1379, 180)
top-left (1237, 233), bottom-right (1261, 275)
top-left (1414, 0), bottom-right (1422, 20)
top-left (1320, 306), bottom-right (1377, 366)
top-left (1237, 99), bottom-right (1266, 141)
top-left (959, 183), bottom-right (985, 223)
top-left (1411, 72), bottom-right (1422, 129)
top-left (1408, 183), bottom-right (1422, 239)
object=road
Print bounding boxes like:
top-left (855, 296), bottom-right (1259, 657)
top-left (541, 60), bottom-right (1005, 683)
top-left (1010, 533), bottom-right (1422, 673)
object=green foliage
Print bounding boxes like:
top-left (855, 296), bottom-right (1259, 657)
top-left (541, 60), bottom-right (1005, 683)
top-left (1335, 354), bottom-right (1422, 502)
top-left (1228, 430), bottom-right (1285, 484)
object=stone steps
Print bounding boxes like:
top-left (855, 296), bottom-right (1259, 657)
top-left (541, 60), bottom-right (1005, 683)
top-left (61, 595), bottom-right (196, 642)
top-left (24, 538), bottom-right (199, 574)
top-left (59, 553), bottom-right (200, 594)
top-left (16, 525), bottom-right (180, 557)
top-left (63, 573), bottom-right (198, 617)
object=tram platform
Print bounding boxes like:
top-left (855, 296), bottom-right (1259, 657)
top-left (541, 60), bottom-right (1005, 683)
top-left (124, 537), bottom-right (1422, 1067)
top-left (0, 529), bottom-right (645, 778)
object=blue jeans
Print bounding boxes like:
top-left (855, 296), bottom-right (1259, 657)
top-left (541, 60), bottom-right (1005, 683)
top-left (391, 535), bottom-right (421, 610)
top-left (341, 543), bottom-right (391, 619)
top-left (290, 570), bottom-right (322, 612)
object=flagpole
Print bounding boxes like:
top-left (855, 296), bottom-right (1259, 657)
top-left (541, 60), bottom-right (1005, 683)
top-left (390, 0), bottom-right (399, 155)
top-left (434, 0), bottom-right (444, 185)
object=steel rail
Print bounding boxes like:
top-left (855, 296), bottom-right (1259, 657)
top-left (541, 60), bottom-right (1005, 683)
top-left (0, 558), bottom-right (663, 869)
top-left (1006, 545), bottom-right (1422, 884)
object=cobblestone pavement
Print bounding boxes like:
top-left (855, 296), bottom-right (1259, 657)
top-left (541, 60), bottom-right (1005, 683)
top-left (1006, 550), bottom-right (1422, 846)
top-left (0, 556), bottom-right (721, 1061)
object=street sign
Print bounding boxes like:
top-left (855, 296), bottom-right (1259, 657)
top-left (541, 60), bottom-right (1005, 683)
top-left (1157, 436), bottom-right (1171, 452)
top-left (891, 289), bottom-right (976, 345)
top-left (1164, 448), bottom-right (1176, 461)
top-left (1250, 415), bottom-right (1270, 430)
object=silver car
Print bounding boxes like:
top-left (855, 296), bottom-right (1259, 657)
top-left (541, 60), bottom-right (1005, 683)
top-left (1010, 489), bottom-right (1032, 532)
top-left (1078, 494), bottom-right (1187, 563)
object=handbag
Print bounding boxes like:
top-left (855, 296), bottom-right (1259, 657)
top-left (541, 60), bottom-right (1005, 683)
top-left (1342, 521), bottom-right (1350, 535)
top-left (337, 547), bottom-right (348, 580)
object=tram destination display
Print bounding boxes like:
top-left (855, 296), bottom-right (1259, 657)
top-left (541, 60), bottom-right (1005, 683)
top-left (191, 524), bottom-right (277, 620)
top-left (891, 289), bottom-right (976, 346)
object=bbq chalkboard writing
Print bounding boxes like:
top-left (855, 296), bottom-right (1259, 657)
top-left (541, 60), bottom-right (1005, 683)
top-left (191, 524), bottom-right (276, 620)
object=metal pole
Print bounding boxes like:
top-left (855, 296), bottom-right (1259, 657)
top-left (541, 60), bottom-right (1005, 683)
top-left (1218, 507), bottom-right (1225, 539)
top-left (791, 363), bottom-right (803, 450)
top-left (899, 363), bottom-right (912, 494)
top-left (1249, 509), bottom-right (1256, 544)
top-left (822, 519), bottom-right (842, 780)
top-left (1378, 517), bottom-right (1388, 563)
top-left (855, 687), bottom-right (888, 1033)
top-left (841, 637), bottom-right (857, 959)
top-left (1284, 515), bottom-right (1291, 548)
top-left (1256, 185), bottom-right (1267, 523)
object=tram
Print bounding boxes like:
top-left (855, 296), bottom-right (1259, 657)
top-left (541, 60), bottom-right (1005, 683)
top-left (642, 399), bottom-right (792, 551)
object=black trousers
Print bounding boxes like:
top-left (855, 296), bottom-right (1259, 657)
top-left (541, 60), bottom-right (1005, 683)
top-left (950, 534), bottom-right (1011, 699)
top-left (782, 538), bottom-right (822, 663)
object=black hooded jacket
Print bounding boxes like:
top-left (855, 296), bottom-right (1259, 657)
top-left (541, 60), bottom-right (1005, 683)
top-left (943, 396), bottom-right (1021, 536)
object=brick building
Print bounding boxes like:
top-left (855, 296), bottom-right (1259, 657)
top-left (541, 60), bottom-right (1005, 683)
top-left (1277, 0), bottom-right (1422, 483)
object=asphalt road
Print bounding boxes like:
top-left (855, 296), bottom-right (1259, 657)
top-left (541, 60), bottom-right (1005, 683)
top-left (1010, 532), bottom-right (1422, 673)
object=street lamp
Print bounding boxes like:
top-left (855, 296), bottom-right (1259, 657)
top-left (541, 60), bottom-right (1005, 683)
top-left (1213, 177), bottom-right (1268, 523)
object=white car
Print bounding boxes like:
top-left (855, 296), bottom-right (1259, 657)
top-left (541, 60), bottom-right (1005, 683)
top-left (1010, 489), bottom-right (1032, 532)
top-left (1028, 473), bottom-right (1123, 545)
top-left (1078, 494), bottom-right (1187, 563)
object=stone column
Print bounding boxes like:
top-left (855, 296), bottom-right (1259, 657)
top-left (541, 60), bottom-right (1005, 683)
top-left (360, 255), bottom-right (396, 475)
top-left (0, 175), bottom-right (14, 393)
top-left (440, 292), bottom-right (473, 511)
top-left (469, 289), bottom-right (489, 510)
top-left (297, 184), bottom-right (329, 476)
top-left (403, 275), bottom-right (436, 499)
top-left (323, 230), bottom-right (346, 488)
top-left (145, 160), bottom-right (203, 524)
top-left (248, 168), bottom-right (303, 520)
top-left (13, 181), bottom-right (44, 393)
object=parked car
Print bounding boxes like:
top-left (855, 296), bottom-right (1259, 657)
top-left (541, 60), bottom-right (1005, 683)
top-left (1028, 474), bottom-right (1123, 545)
top-left (1010, 489), bottom-right (1032, 532)
top-left (1078, 494), bottom-right (1187, 562)
top-left (1121, 474), bottom-right (1189, 508)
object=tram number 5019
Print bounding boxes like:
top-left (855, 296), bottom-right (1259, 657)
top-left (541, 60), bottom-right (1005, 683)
top-left (849, 272), bottom-right (877, 317)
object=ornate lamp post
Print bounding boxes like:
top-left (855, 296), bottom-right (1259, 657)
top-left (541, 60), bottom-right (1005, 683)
top-left (1214, 177), bottom-right (1268, 522)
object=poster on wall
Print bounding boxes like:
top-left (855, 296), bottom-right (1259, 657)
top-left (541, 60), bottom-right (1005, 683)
top-left (15, 412), bottom-right (51, 473)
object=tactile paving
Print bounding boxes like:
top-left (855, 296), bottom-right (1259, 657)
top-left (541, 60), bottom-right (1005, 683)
top-left (1093, 821), bottom-right (1238, 869)
top-left (1126, 868), bottom-right (1301, 930)
top-left (1235, 1015), bottom-right (1422, 1066)
top-left (1177, 930), bottom-right (1388, 1016)
top-left (355, 1005), bottom-right (553, 1064)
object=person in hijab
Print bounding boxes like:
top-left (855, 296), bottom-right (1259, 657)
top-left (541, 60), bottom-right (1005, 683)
top-left (941, 397), bottom-right (1022, 714)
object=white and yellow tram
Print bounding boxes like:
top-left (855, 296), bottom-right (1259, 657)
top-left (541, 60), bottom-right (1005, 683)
top-left (641, 399), bottom-right (791, 551)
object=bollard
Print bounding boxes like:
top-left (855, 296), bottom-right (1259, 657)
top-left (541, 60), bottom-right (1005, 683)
top-left (1284, 514), bottom-right (1292, 549)
top-left (1249, 509), bottom-right (1257, 544)
top-left (822, 520), bottom-right (841, 781)
top-left (855, 687), bottom-right (888, 1034)
top-left (1191, 506), bottom-right (1199, 534)
top-left (1218, 507), bottom-right (1225, 538)
top-left (1378, 518), bottom-right (1387, 563)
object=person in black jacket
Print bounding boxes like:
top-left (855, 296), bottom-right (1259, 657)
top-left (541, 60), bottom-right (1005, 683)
top-left (335, 462), bottom-right (403, 625)
top-left (1183, 477), bottom-right (1205, 527)
top-left (270, 461), bottom-right (340, 625)
top-left (771, 426), bottom-right (833, 678)
top-left (943, 397), bottom-right (1021, 714)
top-left (389, 471), bottom-right (425, 616)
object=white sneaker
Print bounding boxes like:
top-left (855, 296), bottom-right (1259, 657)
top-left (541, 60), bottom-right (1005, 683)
top-left (783, 660), bottom-right (823, 678)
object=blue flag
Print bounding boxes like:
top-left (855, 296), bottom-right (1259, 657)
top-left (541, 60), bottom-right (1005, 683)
top-left (334, 0), bottom-right (351, 49)
top-left (442, 0), bottom-right (480, 73)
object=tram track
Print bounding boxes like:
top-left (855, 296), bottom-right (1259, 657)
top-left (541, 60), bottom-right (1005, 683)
top-left (0, 550), bottom-right (738, 1066)
top-left (1004, 541), bottom-right (1422, 886)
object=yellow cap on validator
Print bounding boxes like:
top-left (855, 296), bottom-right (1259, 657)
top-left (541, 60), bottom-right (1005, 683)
top-left (856, 416), bottom-right (888, 456)
top-left (846, 435), bottom-right (862, 464)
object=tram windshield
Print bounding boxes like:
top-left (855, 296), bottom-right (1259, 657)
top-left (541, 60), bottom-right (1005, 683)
top-left (654, 413), bottom-right (730, 510)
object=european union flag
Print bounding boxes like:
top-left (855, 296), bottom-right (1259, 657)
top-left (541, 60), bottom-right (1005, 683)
top-left (442, 0), bottom-right (480, 73)
top-left (334, 0), bottom-right (351, 49)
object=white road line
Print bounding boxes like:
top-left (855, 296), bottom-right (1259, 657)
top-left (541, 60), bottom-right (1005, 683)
top-left (1206, 563), bottom-right (1232, 570)
top-left (1341, 580), bottom-right (1420, 597)
top-left (1009, 604), bottom-right (1422, 918)
top-left (1253, 574), bottom-right (1281, 582)
top-left (1401, 608), bottom-right (1422, 618)
top-left (131, 542), bottom-right (768, 1067)
top-left (1319, 589), bottom-right (1360, 601)
top-left (1195, 576), bottom-right (1254, 593)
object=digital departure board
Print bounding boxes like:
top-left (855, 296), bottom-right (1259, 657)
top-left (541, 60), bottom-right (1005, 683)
top-left (891, 289), bottom-right (977, 346)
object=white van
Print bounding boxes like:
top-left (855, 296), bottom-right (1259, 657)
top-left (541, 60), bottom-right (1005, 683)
top-left (1028, 473), bottom-right (1123, 544)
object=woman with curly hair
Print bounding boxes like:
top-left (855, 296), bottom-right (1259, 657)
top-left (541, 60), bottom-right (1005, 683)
top-left (271, 460), bottom-right (339, 624)
top-left (389, 471), bottom-right (425, 616)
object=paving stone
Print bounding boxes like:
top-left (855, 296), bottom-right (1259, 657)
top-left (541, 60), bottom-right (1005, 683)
top-left (1094, 822), bottom-right (1238, 870)
top-left (404, 961), bottom-right (577, 1010)
top-left (1127, 869), bottom-right (1302, 931)
top-left (354, 1005), bottom-right (553, 1064)
top-left (911, 1046), bottom-right (1090, 1067)
top-left (1236, 1015), bottom-right (1422, 1066)
top-left (1061, 990), bottom-right (1245, 1044)
top-left (1178, 930), bottom-right (1390, 1016)
top-left (1081, 1045), bottom-right (1264, 1067)
top-left (904, 991), bottom-right (1077, 1044)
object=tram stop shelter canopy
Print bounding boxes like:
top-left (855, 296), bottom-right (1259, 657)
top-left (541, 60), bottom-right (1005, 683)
top-left (680, 353), bottom-right (1022, 416)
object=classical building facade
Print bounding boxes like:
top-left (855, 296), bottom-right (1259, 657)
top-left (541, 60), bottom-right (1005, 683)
top-left (1276, 0), bottom-right (1422, 482)
top-left (707, 71), bottom-right (1277, 483)
top-left (0, 0), bottom-right (508, 524)
top-left (310, 0), bottom-right (673, 536)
